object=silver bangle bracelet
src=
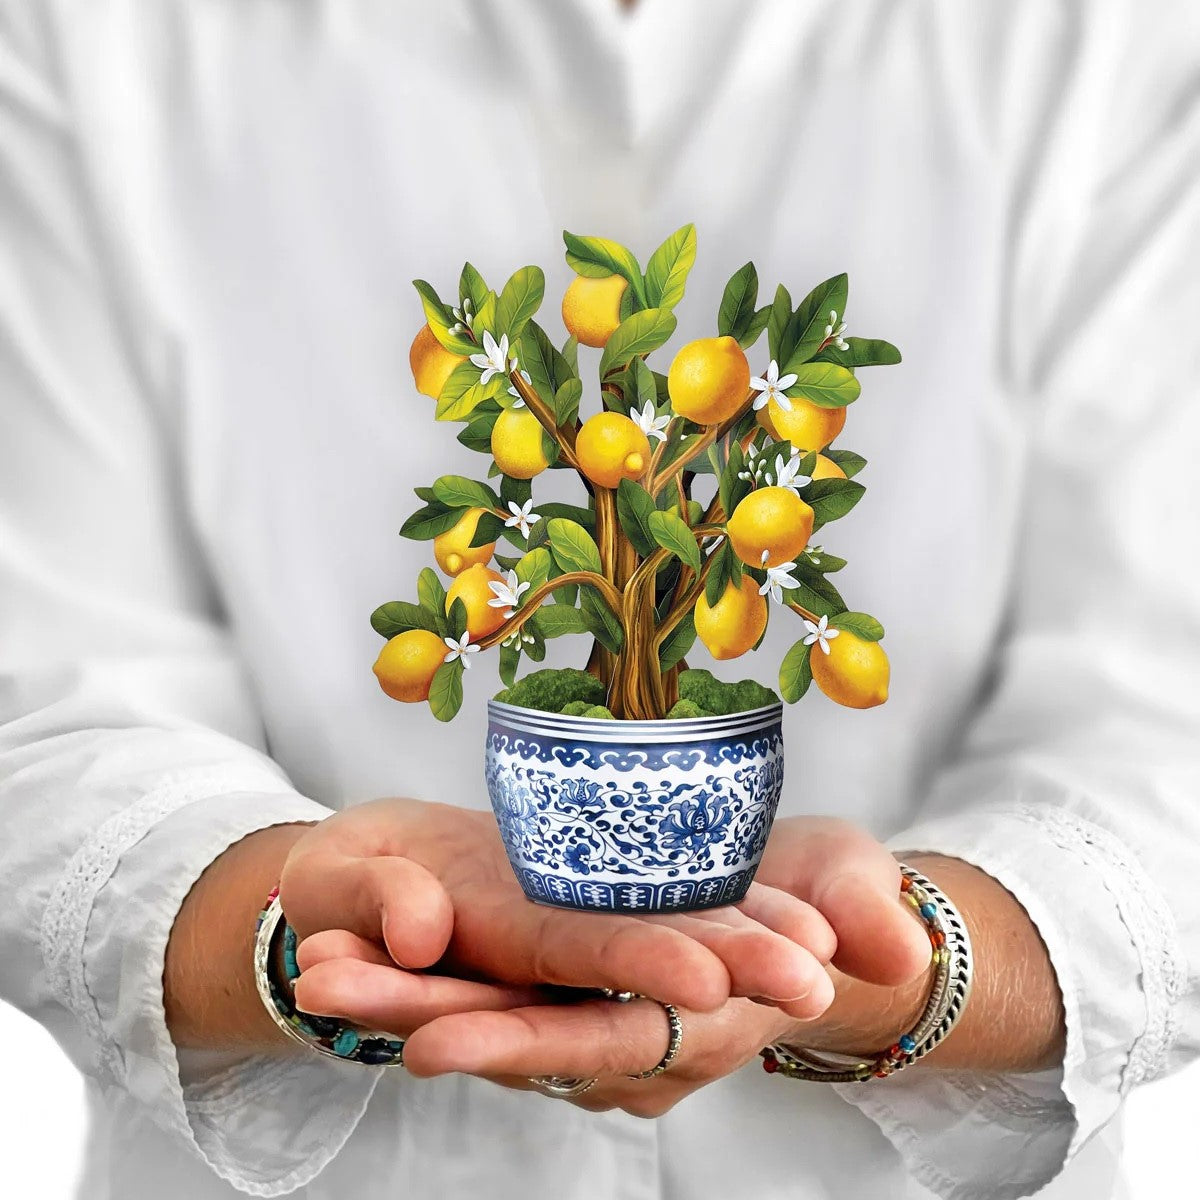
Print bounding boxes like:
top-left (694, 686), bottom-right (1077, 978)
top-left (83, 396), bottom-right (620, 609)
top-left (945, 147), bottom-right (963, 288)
top-left (760, 863), bottom-right (973, 1083)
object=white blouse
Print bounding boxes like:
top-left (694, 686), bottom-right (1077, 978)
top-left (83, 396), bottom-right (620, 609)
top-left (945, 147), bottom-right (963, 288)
top-left (1, 1), bottom-right (1198, 1197)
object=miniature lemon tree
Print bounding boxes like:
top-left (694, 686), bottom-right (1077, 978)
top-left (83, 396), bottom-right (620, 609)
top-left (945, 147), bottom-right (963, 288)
top-left (372, 226), bottom-right (900, 722)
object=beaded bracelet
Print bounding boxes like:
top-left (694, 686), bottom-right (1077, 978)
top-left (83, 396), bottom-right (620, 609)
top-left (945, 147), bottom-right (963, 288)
top-left (253, 887), bottom-right (407, 1067)
top-left (759, 863), bottom-right (973, 1083)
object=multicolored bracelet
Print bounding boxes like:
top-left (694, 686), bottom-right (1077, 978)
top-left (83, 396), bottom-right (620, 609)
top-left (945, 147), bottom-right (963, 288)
top-left (253, 887), bottom-right (407, 1067)
top-left (759, 863), bottom-right (973, 1083)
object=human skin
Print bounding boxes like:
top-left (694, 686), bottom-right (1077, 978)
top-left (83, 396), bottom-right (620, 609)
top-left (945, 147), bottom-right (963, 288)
top-left (166, 803), bottom-right (1065, 1120)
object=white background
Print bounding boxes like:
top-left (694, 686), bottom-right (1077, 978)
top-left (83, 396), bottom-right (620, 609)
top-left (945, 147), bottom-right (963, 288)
top-left (0, 1000), bottom-right (1192, 1198)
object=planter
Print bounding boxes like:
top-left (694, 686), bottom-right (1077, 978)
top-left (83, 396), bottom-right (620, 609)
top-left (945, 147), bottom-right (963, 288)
top-left (484, 699), bottom-right (785, 913)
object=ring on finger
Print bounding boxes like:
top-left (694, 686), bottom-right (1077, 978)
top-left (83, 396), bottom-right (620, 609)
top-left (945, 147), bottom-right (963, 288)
top-left (530, 1075), bottom-right (598, 1098)
top-left (622, 994), bottom-right (684, 1080)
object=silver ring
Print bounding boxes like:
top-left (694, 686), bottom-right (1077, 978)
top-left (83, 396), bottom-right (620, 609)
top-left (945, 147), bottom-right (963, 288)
top-left (626, 997), bottom-right (683, 1080)
top-left (530, 1075), bottom-right (598, 1098)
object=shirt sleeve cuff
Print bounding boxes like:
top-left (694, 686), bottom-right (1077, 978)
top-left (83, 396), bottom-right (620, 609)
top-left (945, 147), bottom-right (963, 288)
top-left (81, 788), bottom-right (384, 1196)
top-left (831, 802), bottom-right (1185, 1200)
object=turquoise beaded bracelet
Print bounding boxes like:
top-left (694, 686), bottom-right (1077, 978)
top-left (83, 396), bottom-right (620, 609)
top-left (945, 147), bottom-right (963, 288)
top-left (253, 887), bottom-right (406, 1067)
top-left (759, 863), bottom-right (973, 1083)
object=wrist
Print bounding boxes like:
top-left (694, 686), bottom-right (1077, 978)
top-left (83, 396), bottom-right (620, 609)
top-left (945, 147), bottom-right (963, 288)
top-left (164, 821), bottom-right (316, 1052)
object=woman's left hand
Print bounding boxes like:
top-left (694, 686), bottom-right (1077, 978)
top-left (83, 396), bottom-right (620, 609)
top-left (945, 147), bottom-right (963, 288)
top-left (397, 989), bottom-right (824, 1117)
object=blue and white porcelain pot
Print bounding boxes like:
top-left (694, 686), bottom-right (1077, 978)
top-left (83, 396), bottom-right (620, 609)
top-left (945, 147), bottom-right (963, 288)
top-left (484, 700), bottom-right (785, 913)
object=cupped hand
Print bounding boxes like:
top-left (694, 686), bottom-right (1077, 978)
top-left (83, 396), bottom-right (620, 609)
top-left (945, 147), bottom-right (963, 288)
top-left (279, 798), bottom-right (838, 1019)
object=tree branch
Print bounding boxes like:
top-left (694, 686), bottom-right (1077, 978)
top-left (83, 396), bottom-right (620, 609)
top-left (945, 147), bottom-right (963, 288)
top-left (476, 571), bottom-right (622, 650)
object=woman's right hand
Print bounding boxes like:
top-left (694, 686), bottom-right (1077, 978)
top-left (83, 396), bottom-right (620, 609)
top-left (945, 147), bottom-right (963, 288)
top-left (281, 798), bottom-right (837, 1029)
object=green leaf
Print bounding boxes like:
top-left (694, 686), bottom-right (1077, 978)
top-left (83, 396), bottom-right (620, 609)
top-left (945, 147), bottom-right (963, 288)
top-left (412, 279), bottom-right (476, 356)
top-left (815, 337), bottom-right (902, 368)
top-left (644, 223), bottom-right (696, 310)
top-left (446, 596), bottom-right (468, 640)
top-left (830, 611), bottom-right (885, 641)
top-left (495, 266), bottom-right (545, 343)
top-left (432, 474), bottom-right (500, 511)
top-left (524, 633), bottom-right (546, 662)
top-left (458, 262), bottom-right (490, 311)
top-left (766, 284), bottom-right (793, 364)
top-left (400, 502), bottom-right (463, 541)
top-left (648, 509), bottom-right (701, 572)
top-left (580, 589), bottom-right (624, 654)
top-left (428, 659), bottom-right (464, 722)
top-left (779, 639), bottom-right (814, 703)
top-left (561, 334), bottom-right (579, 375)
top-left (658, 611), bottom-right (696, 671)
top-left (630, 356), bottom-right (658, 410)
top-left (783, 273), bottom-right (849, 370)
top-left (718, 261), bottom-right (758, 341)
top-left (471, 511), bottom-right (506, 547)
top-left (533, 606), bottom-right (588, 638)
top-left (435, 360), bottom-right (490, 421)
top-left (599, 308), bottom-right (677, 377)
top-left (824, 449), bottom-right (867, 478)
top-left (738, 306), bottom-right (772, 350)
top-left (616, 479), bottom-right (658, 558)
top-left (553, 378), bottom-right (583, 426)
top-left (784, 362), bottom-right (861, 410)
top-left (457, 405), bottom-right (500, 453)
top-left (499, 474), bottom-right (532, 509)
top-left (719, 442), bottom-right (750, 519)
top-left (547, 518), bottom-right (602, 574)
top-left (803, 548), bottom-right (848, 573)
top-left (417, 568), bottom-right (447, 631)
top-left (705, 541), bottom-right (732, 607)
top-left (370, 601), bottom-right (440, 639)
top-left (498, 642), bottom-right (520, 687)
top-left (515, 547), bottom-right (553, 594)
top-left (804, 478), bottom-right (866, 528)
top-left (562, 231), bottom-right (646, 304)
top-left (519, 321), bottom-right (572, 407)
top-left (791, 560), bottom-right (847, 611)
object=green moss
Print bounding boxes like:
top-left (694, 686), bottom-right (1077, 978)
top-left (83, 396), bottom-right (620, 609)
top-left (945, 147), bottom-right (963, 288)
top-left (559, 700), bottom-right (595, 716)
top-left (677, 668), bottom-right (780, 715)
top-left (494, 668), bottom-right (605, 714)
top-left (583, 705), bottom-right (615, 719)
top-left (665, 699), bottom-right (713, 720)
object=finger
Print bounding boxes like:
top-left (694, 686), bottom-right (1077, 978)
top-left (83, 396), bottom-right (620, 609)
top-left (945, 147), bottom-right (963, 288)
top-left (732, 883), bottom-right (838, 964)
top-left (296, 929), bottom-right (394, 971)
top-left (402, 997), bottom-right (675, 1080)
top-left (769, 821), bottom-right (928, 985)
top-left (448, 883), bottom-right (731, 1011)
top-left (638, 912), bottom-right (829, 1008)
top-left (292, 958), bottom-right (544, 1034)
top-left (280, 851), bottom-right (454, 970)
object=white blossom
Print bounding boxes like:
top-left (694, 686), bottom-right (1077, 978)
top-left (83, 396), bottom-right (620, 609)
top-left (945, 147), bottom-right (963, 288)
top-left (802, 613), bottom-right (841, 655)
top-left (486, 569), bottom-right (531, 618)
top-left (773, 449), bottom-right (812, 493)
top-left (758, 560), bottom-right (801, 606)
top-left (749, 359), bottom-right (798, 412)
top-left (469, 331), bottom-right (510, 385)
top-left (502, 629), bottom-right (537, 649)
top-left (443, 631), bottom-right (480, 668)
top-left (805, 544), bottom-right (824, 566)
top-left (630, 400), bottom-right (671, 443)
top-left (824, 309), bottom-right (849, 352)
top-left (504, 499), bottom-right (541, 539)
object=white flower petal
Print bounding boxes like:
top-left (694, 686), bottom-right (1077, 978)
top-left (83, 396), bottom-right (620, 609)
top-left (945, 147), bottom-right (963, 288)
top-left (777, 373), bottom-right (798, 390)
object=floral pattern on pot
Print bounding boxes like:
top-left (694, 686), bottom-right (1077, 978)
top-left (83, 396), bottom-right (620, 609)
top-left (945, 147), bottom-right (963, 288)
top-left (485, 700), bottom-right (785, 912)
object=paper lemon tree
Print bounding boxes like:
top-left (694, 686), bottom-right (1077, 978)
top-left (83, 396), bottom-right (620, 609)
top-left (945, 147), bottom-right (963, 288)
top-left (371, 226), bottom-right (900, 721)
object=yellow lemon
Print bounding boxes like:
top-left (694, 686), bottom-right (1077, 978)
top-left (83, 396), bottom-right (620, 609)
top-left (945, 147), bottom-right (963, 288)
top-left (433, 507), bottom-right (496, 576)
top-left (446, 563), bottom-right (508, 639)
top-left (491, 406), bottom-right (549, 479)
top-left (668, 336), bottom-right (752, 425)
top-left (576, 412), bottom-right (651, 488)
top-left (811, 630), bottom-right (890, 709)
top-left (694, 575), bottom-right (768, 661)
top-left (562, 274), bottom-right (628, 348)
top-left (409, 323), bottom-right (465, 400)
top-left (766, 394), bottom-right (846, 451)
top-left (756, 406), bottom-right (781, 439)
top-left (811, 454), bottom-right (846, 480)
top-left (726, 486), bottom-right (814, 568)
top-left (372, 629), bottom-right (448, 703)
